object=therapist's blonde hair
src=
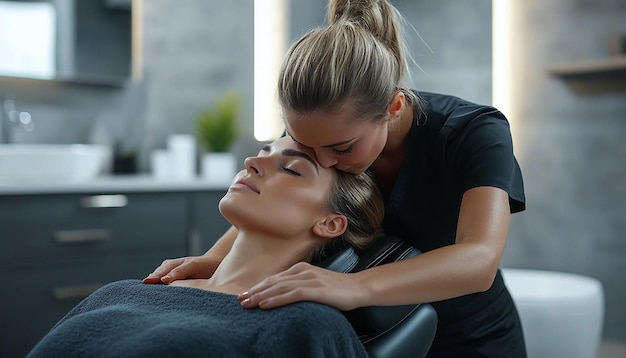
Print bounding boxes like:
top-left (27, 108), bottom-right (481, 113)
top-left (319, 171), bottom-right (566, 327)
top-left (278, 0), bottom-right (419, 124)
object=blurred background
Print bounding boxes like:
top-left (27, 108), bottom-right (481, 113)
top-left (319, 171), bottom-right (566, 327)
top-left (0, 0), bottom-right (624, 355)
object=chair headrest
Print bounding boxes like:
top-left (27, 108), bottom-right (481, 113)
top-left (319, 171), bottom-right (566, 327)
top-left (315, 245), bottom-right (359, 273)
top-left (316, 236), bottom-right (424, 336)
top-left (316, 236), bottom-right (420, 273)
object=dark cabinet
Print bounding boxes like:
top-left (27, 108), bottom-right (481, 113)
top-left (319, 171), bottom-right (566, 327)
top-left (0, 189), bottom-right (228, 357)
top-left (189, 191), bottom-right (232, 255)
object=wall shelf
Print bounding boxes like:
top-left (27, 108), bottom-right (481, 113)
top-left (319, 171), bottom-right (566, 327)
top-left (549, 56), bottom-right (626, 79)
top-left (549, 56), bottom-right (626, 94)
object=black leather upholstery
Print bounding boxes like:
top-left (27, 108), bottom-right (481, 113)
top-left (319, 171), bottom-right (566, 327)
top-left (317, 236), bottom-right (438, 358)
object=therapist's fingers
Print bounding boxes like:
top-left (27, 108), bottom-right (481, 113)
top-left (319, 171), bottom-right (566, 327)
top-left (144, 255), bottom-right (220, 284)
top-left (238, 262), bottom-right (360, 311)
top-left (143, 257), bottom-right (186, 284)
top-left (143, 256), bottom-right (203, 284)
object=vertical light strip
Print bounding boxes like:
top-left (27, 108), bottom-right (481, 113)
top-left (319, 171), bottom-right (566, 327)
top-left (254, 0), bottom-right (287, 141)
top-left (492, 0), bottom-right (512, 122)
top-left (131, 0), bottom-right (143, 82)
top-left (493, 0), bottom-right (524, 160)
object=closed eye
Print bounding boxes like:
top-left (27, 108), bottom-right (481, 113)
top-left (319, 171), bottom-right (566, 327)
top-left (283, 167), bottom-right (301, 176)
top-left (332, 147), bottom-right (352, 156)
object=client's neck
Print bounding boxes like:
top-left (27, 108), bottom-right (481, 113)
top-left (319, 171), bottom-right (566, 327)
top-left (206, 229), bottom-right (317, 294)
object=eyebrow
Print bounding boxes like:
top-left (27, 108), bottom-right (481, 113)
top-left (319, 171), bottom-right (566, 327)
top-left (261, 144), bottom-right (319, 173)
top-left (286, 131), bottom-right (356, 148)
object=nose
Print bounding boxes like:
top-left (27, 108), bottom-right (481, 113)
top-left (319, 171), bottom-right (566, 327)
top-left (244, 156), bottom-right (262, 175)
top-left (314, 149), bottom-right (338, 169)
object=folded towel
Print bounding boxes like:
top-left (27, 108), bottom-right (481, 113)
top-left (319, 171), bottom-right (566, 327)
top-left (27, 279), bottom-right (367, 358)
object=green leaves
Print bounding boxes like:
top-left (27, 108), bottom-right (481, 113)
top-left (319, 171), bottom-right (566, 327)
top-left (196, 93), bottom-right (241, 152)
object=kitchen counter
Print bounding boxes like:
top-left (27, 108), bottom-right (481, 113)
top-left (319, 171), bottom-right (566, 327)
top-left (0, 175), bottom-right (231, 195)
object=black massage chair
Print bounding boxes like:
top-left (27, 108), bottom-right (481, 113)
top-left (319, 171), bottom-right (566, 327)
top-left (317, 236), bottom-right (438, 358)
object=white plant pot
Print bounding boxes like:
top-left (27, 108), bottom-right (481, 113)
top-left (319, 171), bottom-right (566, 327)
top-left (201, 152), bottom-right (237, 184)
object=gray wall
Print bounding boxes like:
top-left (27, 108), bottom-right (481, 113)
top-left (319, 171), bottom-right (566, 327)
top-left (1, 0), bottom-right (625, 344)
top-left (396, 0), bottom-right (493, 105)
top-left (396, 0), bottom-right (626, 343)
top-left (499, 0), bottom-right (626, 343)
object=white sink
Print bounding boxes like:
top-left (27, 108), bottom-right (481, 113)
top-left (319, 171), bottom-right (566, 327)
top-left (0, 144), bottom-right (112, 182)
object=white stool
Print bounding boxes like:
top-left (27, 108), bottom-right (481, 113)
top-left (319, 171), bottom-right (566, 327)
top-left (501, 268), bottom-right (604, 358)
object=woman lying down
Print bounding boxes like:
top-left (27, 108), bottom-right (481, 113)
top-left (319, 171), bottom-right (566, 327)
top-left (27, 136), bottom-right (384, 358)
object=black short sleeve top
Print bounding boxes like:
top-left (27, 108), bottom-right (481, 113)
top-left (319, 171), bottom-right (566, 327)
top-left (381, 92), bottom-right (526, 336)
top-left (382, 91), bottom-right (525, 252)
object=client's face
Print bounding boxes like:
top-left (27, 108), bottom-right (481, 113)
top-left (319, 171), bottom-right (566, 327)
top-left (219, 136), bottom-right (336, 236)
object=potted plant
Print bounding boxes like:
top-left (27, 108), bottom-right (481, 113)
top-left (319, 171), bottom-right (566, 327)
top-left (196, 92), bottom-right (241, 183)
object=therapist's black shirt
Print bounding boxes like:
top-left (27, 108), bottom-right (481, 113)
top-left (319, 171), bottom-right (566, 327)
top-left (382, 91), bottom-right (526, 358)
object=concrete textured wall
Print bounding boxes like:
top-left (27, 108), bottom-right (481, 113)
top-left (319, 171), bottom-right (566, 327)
top-left (0, 0), bottom-right (624, 343)
top-left (398, 0), bottom-right (626, 343)
top-left (500, 0), bottom-right (626, 343)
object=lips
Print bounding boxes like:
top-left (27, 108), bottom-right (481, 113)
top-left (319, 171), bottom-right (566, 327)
top-left (232, 177), bottom-right (260, 193)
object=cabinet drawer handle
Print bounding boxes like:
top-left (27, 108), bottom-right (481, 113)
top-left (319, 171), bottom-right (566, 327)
top-left (80, 194), bottom-right (128, 208)
top-left (52, 283), bottom-right (103, 300)
top-left (54, 229), bottom-right (111, 244)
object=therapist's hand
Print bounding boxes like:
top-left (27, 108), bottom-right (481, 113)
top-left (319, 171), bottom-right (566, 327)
top-left (237, 262), bottom-right (365, 311)
top-left (143, 255), bottom-right (219, 284)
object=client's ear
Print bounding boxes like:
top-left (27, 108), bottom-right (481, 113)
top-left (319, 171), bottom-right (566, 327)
top-left (312, 214), bottom-right (348, 239)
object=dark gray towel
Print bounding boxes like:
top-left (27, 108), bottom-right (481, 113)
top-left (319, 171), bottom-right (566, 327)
top-left (27, 279), bottom-right (367, 358)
